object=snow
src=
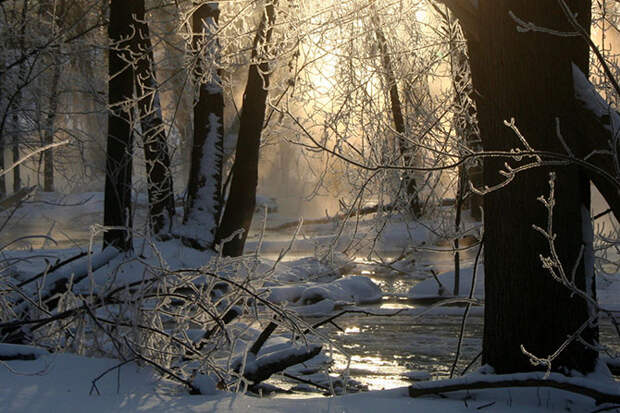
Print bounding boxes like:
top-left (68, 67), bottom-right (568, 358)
top-left (0, 350), bottom-right (611, 412)
top-left (403, 370), bottom-right (431, 381)
top-left (0, 343), bottom-right (49, 359)
top-left (2, 190), bottom-right (619, 412)
top-left (177, 111), bottom-right (222, 248)
top-left (193, 373), bottom-right (219, 395)
top-left (267, 275), bottom-right (382, 314)
top-left (573, 63), bottom-right (620, 134)
top-left (408, 265), bottom-right (484, 301)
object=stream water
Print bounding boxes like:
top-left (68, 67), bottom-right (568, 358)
top-left (284, 247), bottom-right (484, 392)
top-left (276, 248), bottom-right (620, 393)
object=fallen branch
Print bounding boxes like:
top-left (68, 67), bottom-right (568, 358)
top-left (267, 203), bottom-right (396, 232)
top-left (17, 250), bottom-right (89, 288)
top-left (408, 373), bottom-right (620, 405)
top-left (14, 247), bottom-right (120, 314)
top-left (242, 344), bottom-right (322, 384)
top-left (248, 321), bottom-right (278, 356)
top-left (0, 186), bottom-right (36, 211)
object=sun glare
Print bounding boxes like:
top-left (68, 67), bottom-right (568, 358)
top-left (415, 7), bottom-right (427, 22)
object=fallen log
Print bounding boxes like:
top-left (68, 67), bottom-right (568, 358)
top-left (13, 247), bottom-right (120, 314)
top-left (242, 343), bottom-right (322, 384)
top-left (4, 248), bottom-right (121, 343)
top-left (17, 250), bottom-right (89, 288)
top-left (267, 203), bottom-right (396, 232)
top-left (408, 372), bottom-right (620, 405)
top-left (0, 186), bottom-right (36, 210)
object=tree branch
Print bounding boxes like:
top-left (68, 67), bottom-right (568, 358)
top-left (409, 373), bottom-right (620, 405)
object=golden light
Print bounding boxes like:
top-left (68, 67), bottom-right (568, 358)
top-left (415, 5), bottom-right (427, 22)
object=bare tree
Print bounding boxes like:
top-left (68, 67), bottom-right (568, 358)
top-left (133, 0), bottom-right (175, 235)
top-left (103, 0), bottom-right (136, 251)
top-left (216, 0), bottom-right (278, 257)
top-left (181, 1), bottom-right (225, 249)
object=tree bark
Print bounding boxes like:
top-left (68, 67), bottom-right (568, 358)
top-left (215, 1), bottom-right (277, 257)
top-left (181, 1), bottom-right (225, 249)
top-left (42, 48), bottom-right (61, 192)
top-left (103, 0), bottom-right (135, 251)
top-left (11, 0), bottom-right (29, 194)
top-left (133, 0), bottom-right (175, 235)
top-left (466, 1), bottom-right (598, 374)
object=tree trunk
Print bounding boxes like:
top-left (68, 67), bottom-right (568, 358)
top-left (215, 1), bottom-right (277, 257)
top-left (0, 136), bottom-right (4, 198)
top-left (467, 0), bottom-right (598, 374)
top-left (181, 1), bottom-right (225, 250)
top-left (43, 48), bottom-right (61, 193)
top-left (133, 0), bottom-right (175, 235)
top-left (371, 10), bottom-right (421, 217)
top-left (103, 0), bottom-right (135, 251)
top-left (11, 0), bottom-right (29, 194)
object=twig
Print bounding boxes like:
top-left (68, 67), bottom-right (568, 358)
top-left (449, 233), bottom-right (484, 378)
top-left (89, 358), bottom-right (136, 396)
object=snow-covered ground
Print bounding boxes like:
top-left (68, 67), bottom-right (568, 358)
top-left (1, 347), bottom-right (616, 412)
top-left (1, 190), bottom-right (619, 412)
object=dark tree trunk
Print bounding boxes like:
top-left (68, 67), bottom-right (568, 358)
top-left (0, 68), bottom-right (7, 198)
top-left (43, 48), bottom-right (61, 192)
top-left (466, 1), bottom-right (597, 374)
top-left (215, 1), bottom-right (277, 257)
top-left (371, 10), bottom-right (421, 217)
top-left (11, 0), bottom-right (29, 194)
top-left (103, 0), bottom-right (135, 251)
top-left (0, 138), bottom-right (4, 198)
top-left (181, 1), bottom-right (224, 249)
top-left (133, 0), bottom-right (175, 235)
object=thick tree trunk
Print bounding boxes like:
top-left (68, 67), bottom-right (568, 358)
top-left (103, 0), bottom-right (135, 251)
top-left (133, 0), bottom-right (175, 235)
top-left (371, 10), bottom-right (421, 217)
top-left (181, 1), bottom-right (224, 249)
top-left (215, 1), bottom-right (277, 257)
top-left (467, 1), bottom-right (597, 374)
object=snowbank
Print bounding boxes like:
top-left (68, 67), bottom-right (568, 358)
top-left (268, 275), bottom-right (382, 313)
top-left (408, 265), bottom-right (484, 301)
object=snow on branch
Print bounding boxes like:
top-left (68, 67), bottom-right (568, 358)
top-left (408, 372), bottom-right (620, 405)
